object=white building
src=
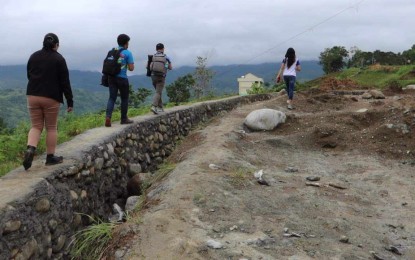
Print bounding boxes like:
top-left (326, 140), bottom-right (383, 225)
top-left (237, 73), bottom-right (264, 95)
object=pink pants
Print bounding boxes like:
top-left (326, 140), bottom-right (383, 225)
top-left (27, 96), bottom-right (60, 154)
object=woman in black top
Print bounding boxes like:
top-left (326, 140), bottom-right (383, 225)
top-left (23, 33), bottom-right (73, 170)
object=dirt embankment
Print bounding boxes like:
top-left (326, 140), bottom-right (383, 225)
top-left (106, 84), bottom-right (415, 260)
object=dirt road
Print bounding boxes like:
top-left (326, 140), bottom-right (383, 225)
top-left (110, 88), bottom-right (415, 260)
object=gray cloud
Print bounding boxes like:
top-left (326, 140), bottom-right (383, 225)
top-left (0, 0), bottom-right (413, 75)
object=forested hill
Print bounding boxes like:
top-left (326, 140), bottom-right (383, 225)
top-left (0, 61), bottom-right (323, 128)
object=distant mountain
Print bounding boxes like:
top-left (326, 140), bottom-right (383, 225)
top-left (0, 61), bottom-right (323, 92)
top-left (0, 61), bottom-right (323, 127)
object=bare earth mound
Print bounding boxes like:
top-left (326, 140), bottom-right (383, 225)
top-left (107, 87), bottom-right (415, 260)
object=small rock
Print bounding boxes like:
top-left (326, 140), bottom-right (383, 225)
top-left (306, 176), bottom-right (321, 182)
top-left (207, 239), bottom-right (223, 249)
top-left (329, 183), bottom-right (347, 190)
top-left (339, 236), bottom-right (349, 243)
top-left (35, 198), bottom-right (51, 212)
top-left (283, 228), bottom-right (289, 233)
top-left (370, 251), bottom-right (386, 260)
top-left (285, 167), bottom-right (298, 173)
top-left (230, 225), bottom-right (238, 231)
top-left (385, 245), bottom-right (403, 255)
top-left (209, 164), bottom-right (221, 170)
top-left (3, 220), bottom-right (21, 234)
top-left (305, 182), bottom-right (321, 187)
top-left (114, 249), bottom-right (126, 259)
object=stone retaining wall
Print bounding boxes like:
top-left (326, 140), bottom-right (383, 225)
top-left (0, 94), bottom-right (272, 260)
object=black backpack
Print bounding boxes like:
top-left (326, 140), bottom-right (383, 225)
top-left (102, 48), bottom-right (124, 76)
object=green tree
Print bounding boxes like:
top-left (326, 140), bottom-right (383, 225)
top-left (402, 44), bottom-right (415, 64)
top-left (319, 46), bottom-right (349, 74)
top-left (193, 56), bottom-right (214, 99)
top-left (166, 74), bottom-right (194, 105)
top-left (128, 85), bottom-right (152, 108)
top-left (349, 49), bottom-right (374, 68)
top-left (247, 82), bottom-right (266, 95)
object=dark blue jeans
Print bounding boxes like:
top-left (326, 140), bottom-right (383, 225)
top-left (283, 75), bottom-right (296, 100)
top-left (106, 76), bottom-right (130, 120)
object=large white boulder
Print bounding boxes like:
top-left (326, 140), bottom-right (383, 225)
top-left (244, 109), bottom-right (286, 131)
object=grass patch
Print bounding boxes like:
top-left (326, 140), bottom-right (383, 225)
top-left (70, 215), bottom-right (117, 260)
top-left (149, 162), bottom-right (176, 184)
top-left (228, 167), bottom-right (253, 188)
top-left (193, 193), bottom-right (206, 206)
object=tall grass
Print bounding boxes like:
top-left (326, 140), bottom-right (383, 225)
top-left (69, 215), bottom-right (116, 260)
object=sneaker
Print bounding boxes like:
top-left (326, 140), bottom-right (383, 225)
top-left (45, 155), bottom-right (63, 166)
top-left (23, 146), bottom-right (36, 170)
top-left (151, 106), bottom-right (158, 115)
top-left (157, 107), bottom-right (165, 113)
top-left (121, 118), bottom-right (133, 124)
top-left (105, 117), bottom-right (111, 127)
top-left (287, 104), bottom-right (293, 110)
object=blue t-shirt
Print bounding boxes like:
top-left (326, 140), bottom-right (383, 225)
top-left (116, 47), bottom-right (134, 78)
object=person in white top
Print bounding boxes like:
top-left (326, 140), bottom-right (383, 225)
top-left (276, 48), bottom-right (301, 109)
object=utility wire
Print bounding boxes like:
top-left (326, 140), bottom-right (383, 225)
top-left (216, 0), bottom-right (367, 76)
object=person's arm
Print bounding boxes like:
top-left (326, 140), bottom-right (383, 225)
top-left (127, 51), bottom-right (134, 71)
top-left (167, 57), bottom-right (172, 70)
top-left (58, 56), bottom-right (73, 112)
top-left (276, 63), bottom-right (285, 83)
top-left (296, 60), bottom-right (301, 72)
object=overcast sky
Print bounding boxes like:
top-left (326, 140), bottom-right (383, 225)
top-left (1, 0), bottom-right (413, 75)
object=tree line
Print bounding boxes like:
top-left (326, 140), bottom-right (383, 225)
top-left (319, 44), bottom-right (415, 74)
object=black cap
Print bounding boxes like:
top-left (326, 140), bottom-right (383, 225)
top-left (44, 33), bottom-right (59, 44)
top-left (156, 43), bottom-right (164, 50)
top-left (117, 34), bottom-right (130, 46)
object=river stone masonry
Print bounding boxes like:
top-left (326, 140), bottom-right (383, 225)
top-left (0, 94), bottom-right (273, 259)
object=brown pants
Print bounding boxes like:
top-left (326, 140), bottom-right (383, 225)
top-left (27, 96), bottom-right (60, 154)
top-left (151, 75), bottom-right (165, 108)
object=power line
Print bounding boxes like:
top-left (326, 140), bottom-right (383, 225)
top-left (216, 0), bottom-right (367, 76)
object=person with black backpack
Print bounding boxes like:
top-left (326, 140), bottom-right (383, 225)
top-left (148, 43), bottom-right (172, 114)
top-left (103, 34), bottom-right (135, 127)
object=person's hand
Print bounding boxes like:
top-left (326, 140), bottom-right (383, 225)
top-left (276, 76), bottom-right (281, 83)
top-left (67, 107), bottom-right (73, 113)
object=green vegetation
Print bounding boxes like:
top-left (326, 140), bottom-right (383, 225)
top-left (166, 74), bottom-right (194, 105)
top-left (319, 46), bottom-right (349, 74)
top-left (70, 215), bottom-right (116, 260)
top-left (319, 44), bottom-right (415, 74)
top-left (328, 64), bottom-right (415, 88)
top-left (228, 166), bottom-right (252, 188)
top-left (247, 82), bottom-right (268, 95)
top-left (141, 162), bottom-right (176, 191)
top-left (0, 106), bottom-right (149, 177)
